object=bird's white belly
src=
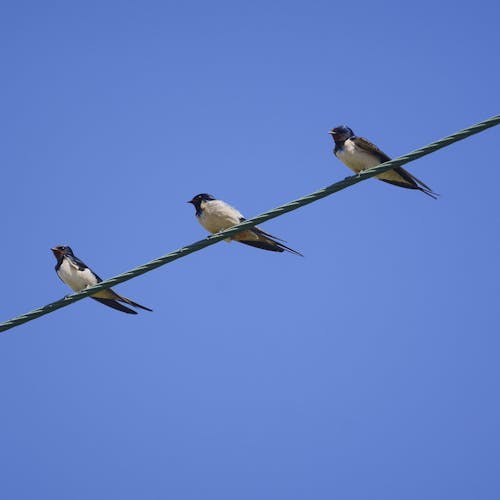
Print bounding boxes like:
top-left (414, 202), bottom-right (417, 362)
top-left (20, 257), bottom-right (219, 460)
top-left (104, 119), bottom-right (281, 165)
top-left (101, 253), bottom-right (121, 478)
top-left (336, 141), bottom-right (381, 173)
top-left (198, 201), bottom-right (242, 234)
top-left (57, 259), bottom-right (97, 292)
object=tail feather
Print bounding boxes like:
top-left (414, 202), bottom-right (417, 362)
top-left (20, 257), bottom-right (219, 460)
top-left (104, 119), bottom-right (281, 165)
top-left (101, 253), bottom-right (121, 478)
top-left (118, 296), bottom-right (153, 312)
top-left (92, 288), bottom-right (153, 312)
top-left (92, 297), bottom-right (138, 314)
top-left (239, 240), bottom-right (284, 252)
top-left (237, 227), bottom-right (303, 256)
top-left (381, 166), bottom-right (438, 199)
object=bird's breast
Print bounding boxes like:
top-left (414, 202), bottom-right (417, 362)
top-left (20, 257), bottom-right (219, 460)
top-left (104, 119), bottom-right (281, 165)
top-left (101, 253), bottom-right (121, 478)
top-left (57, 259), bottom-right (98, 292)
top-left (336, 140), bottom-right (381, 173)
top-left (198, 201), bottom-right (242, 234)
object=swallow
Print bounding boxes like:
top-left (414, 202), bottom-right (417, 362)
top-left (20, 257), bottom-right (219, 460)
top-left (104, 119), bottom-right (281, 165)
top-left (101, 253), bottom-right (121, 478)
top-left (188, 193), bottom-right (303, 256)
top-left (51, 245), bottom-right (152, 315)
top-left (329, 125), bottom-right (438, 199)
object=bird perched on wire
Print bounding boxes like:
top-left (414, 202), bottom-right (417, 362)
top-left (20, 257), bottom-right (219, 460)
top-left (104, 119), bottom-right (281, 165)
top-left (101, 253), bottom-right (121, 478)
top-left (51, 245), bottom-right (152, 315)
top-left (188, 193), bottom-right (303, 256)
top-left (329, 125), bottom-right (438, 199)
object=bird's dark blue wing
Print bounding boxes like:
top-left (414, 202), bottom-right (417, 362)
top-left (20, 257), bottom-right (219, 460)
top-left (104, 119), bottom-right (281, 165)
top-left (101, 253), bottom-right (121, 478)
top-left (354, 137), bottom-right (392, 163)
top-left (67, 254), bottom-right (103, 282)
top-left (67, 254), bottom-right (90, 271)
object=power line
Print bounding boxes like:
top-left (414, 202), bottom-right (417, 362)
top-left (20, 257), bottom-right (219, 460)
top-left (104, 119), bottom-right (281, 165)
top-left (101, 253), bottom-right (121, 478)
top-left (1, 115), bottom-right (499, 333)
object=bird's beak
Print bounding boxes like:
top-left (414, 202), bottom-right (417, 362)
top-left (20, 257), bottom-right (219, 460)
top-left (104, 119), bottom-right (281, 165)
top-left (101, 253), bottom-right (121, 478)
top-left (187, 200), bottom-right (193, 204)
top-left (328, 130), bottom-right (334, 135)
top-left (51, 247), bottom-right (61, 257)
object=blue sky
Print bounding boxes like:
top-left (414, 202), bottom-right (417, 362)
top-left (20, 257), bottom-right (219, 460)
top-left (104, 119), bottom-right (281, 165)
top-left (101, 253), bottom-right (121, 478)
top-left (1, 1), bottom-right (499, 498)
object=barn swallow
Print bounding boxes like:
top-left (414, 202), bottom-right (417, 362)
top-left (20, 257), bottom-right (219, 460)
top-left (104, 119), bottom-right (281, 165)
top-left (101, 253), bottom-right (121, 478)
top-left (188, 193), bottom-right (303, 256)
top-left (51, 245), bottom-right (152, 315)
top-left (329, 125), bottom-right (438, 199)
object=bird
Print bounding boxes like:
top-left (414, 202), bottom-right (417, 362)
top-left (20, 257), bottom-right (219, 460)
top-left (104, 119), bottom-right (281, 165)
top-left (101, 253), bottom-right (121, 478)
top-left (188, 193), bottom-right (303, 256)
top-left (51, 245), bottom-right (152, 315)
top-left (329, 125), bottom-right (438, 199)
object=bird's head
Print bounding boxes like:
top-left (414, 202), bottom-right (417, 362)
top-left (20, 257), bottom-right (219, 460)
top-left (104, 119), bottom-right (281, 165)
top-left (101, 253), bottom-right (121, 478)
top-left (329, 125), bottom-right (355, 143)
top-left (51, 245), bottom-right (74, 260)
top-left (187, 193), bottom-right (216, 211)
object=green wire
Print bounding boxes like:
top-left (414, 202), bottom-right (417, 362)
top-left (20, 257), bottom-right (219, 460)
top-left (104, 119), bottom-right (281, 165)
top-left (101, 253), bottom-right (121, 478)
top-left (1, 114), bottom-right (499, 333)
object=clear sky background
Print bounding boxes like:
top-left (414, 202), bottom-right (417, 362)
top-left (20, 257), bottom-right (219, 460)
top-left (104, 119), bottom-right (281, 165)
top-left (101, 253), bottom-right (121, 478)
top-left (1, 1), bottom-right (499, 498)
